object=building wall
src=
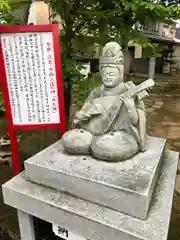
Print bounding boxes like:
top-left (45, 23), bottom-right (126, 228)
top-left (13, 6), bottom-right (30, 24)
top-left (172, 45), bottom-right (180, 71)
top-left (29, 4), bottom-right (178, 74)
top-left (36, 2), bottom-right (49, 24)
top-left (136, 18), bottom-right (176, 39)
top-left (173, 45), bottom-right (180, 57)
top-left (158, 22), bottom-right (176, 39)
top-left (28, 2), bottom-right (49, 25)
top-left (128, 41), bottom-right (142, 59)
top-left (27, 3), bottom-right (37, 24)
top-left (130, 18), bottom-right (177, 60)
top-left (28, 2), bottom-right (64, 30)
top-left (173, 28), bottom-right (180, 60)
top-left (131, 57), bottom-right (163, 74)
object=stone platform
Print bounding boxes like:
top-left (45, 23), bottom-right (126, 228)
top-left (25, 136), bottom-right (165, 220)
top-left (2, 150), bottom-right (179, 240)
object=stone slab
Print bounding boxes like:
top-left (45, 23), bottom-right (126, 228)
top-left (0, 151), bottom-right (12, 157)
top-left (175, 174), bottom-right (180, 194)
top-left (178, 158), bottom-right (180, 172)
top-left (0, 157), bottom-right (11, 164)
top-left (2, 150), bottom-right (179, 240)
top-left (25, 136), bottom-right (165, 219)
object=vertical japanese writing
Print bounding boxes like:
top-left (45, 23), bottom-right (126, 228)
top-left (58, 227), bottom-right (68, 238)
top-left (47, 41), bottom-right (58, 116)
top-left (29, 34), bottom-right (37, 122)
top-left (1, 32), bottom-right (60, 125)
top-left (39, 35), bottom-right (49, 122)
top-left (14, 36), bottom-right (22, 122)
top-left (24, 35), bottom-right (31, 122)
top-left (13, 36), bottom-right (22, 122)
top-left (22, 35), bottom-right (30, 122)
top-left (35, 34), bottom-right (45, 123)
top-left (2, 37), bottom-right (17, 120)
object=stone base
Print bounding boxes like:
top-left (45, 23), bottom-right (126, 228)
top-left (0, 157), bottom-right (12, 164)
top-left (25, 136), bottom-right (165, 220)
top-left (0, 137), bottom-right (11, 151)
top-left (0, 151), bottom-right (12, 164)
top-left (2, 150), bottom-right (179, 240)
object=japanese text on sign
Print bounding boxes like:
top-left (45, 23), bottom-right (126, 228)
top-left (1, 32), bottom-right (60, 125)
top-left (52, 224), bottom-right (86, 240)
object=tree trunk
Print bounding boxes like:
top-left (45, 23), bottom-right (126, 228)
top-left (64, 80), bottom-right (72, 127)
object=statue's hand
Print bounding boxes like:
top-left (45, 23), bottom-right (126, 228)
top-left (73, 104), bottom-right (102, 128)
top-left (73, 109), bottom-right (94, 126)
top-left (121, 92), bottom-right (135, 111)
top-left (72, 111), bottom-right (87, 128)
top-left (73, 118), bottom-right (81, 128)
top-left (121, 92), bottom-right (139, 126)
top-left (75, 111), bottom-right (89, 121)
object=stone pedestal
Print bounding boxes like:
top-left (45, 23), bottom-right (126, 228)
top-left (2, 150), bottom-right (179, 240)
top-left (25, 137), bottom-right (165, 220)
top-left (2, 136), bottom-right (179, 240)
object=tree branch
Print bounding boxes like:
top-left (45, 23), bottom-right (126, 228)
top-left (73, 20), bottom-right (86, 34)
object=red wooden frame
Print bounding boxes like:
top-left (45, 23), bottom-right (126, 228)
top-left (0, 24), bottom-right (66, 174)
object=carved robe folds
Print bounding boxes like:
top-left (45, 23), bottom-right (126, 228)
top-left (62, 82), bottom-right (147, 162)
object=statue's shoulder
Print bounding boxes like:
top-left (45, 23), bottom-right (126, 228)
top-left (87, 87), bottom-right (102, 101)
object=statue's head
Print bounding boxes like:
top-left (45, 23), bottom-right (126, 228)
top-left (100, 42), bottom-right (124, 88)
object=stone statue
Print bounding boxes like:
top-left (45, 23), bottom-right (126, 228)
top-left (62, 42), bottom-right (154, 161)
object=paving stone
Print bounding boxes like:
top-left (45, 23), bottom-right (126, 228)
top-left (175, 175), bottom-right (180, 194)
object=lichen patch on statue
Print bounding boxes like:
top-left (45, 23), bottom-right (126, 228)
top-left (62, 42), bottom-right (154, 162)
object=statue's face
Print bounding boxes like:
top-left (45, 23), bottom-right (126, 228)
top-left (101, 66), bottom-right (123, 88)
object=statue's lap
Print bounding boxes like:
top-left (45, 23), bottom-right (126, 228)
top-left (62, 129), bottom-right (139, 162)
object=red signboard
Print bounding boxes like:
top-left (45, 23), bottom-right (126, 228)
top-left (0, 24), bottom-right (66, 174)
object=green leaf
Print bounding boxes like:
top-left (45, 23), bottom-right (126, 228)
top-left (45, 0), bottom-right (180, 117)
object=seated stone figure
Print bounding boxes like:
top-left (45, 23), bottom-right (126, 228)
top-left (62, 42), bottom-right (154, 162)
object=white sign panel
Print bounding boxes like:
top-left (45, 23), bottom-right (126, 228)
top-left (1, 32), bottom-right (60, 125)
top-left (52, 224), bottom-right (86, 240)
